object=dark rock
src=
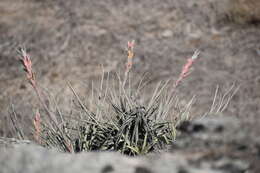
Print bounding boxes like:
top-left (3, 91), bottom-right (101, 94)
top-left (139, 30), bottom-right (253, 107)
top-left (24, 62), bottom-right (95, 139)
top-left (176, 120), bottom-right (205, 134)
top-left (135, 166), bottom-right (152, 173)
top-left (101, 165), bottom-right (114, 173)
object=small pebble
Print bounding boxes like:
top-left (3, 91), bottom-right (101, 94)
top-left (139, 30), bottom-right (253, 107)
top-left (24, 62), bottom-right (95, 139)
top-left (161, 30), bottom-right (173, 38)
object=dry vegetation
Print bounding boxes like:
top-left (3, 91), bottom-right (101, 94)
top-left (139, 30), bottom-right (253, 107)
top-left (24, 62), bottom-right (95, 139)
top-left (228, 0), bottom-right (260, 24)
top-left (13, 42), bottom-right (205, 155)
top-left (0, 0), bottom-right (259, 157)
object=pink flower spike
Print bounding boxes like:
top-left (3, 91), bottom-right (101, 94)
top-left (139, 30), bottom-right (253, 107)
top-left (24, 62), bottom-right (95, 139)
top-left (33, 110), bottom-right (41, 144)
top-left (181, 58), bottom-right (194, 77)
top-left (181, 50), bottom-right (200, 77)
top-left (18, 48), bottom-right (36, 87)
top-left (175, 50), bottom-right (200, 87)
top-left (127, 40), bottom-right (135, 50)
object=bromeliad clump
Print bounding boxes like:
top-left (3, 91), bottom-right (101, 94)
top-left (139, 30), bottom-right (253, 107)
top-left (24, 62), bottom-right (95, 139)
top-left (74, 104), bottom-right (176, 155)
top-left (16, 41), bottom-right (200, 156)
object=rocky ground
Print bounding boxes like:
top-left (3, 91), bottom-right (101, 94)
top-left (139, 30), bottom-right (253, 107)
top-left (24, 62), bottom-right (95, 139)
top-left (0, 0), bottom-right (260, 172)
top-left (1, 116), bottom-right (260, 173)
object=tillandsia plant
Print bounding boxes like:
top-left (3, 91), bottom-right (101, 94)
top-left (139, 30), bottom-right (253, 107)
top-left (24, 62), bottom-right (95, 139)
top-left (17, 47), bottom-right (73, 152)
top-left (17, 42), bottom-right (203, 156)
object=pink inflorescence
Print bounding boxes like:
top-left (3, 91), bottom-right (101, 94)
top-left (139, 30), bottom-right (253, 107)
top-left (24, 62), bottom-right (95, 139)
top-left (18, 48), bottom-right (36, 87)
top-left (175, 50), bottom-right (200, 87)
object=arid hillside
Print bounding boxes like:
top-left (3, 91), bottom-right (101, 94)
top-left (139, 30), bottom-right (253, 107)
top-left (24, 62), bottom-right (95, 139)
top-left (0, 0), bottom-right (259, 137)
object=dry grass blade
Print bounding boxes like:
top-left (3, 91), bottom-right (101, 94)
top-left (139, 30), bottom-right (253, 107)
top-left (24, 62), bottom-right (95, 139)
top-left (208, 83), bottom-right (240, 115)
top-left (9, 104), bottom-right (25, 140)
top-left (67, 82), bottom-right (99, 125)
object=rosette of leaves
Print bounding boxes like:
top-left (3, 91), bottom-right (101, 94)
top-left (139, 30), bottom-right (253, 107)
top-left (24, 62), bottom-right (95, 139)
top-left (73, 79), bottom-right (177, 156)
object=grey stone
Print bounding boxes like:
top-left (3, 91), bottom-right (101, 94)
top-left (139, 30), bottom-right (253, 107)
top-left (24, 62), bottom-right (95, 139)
top-left (0, 117), bottom-right (258, 173)
top-left (0, 144), bottom-right (220, 173)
